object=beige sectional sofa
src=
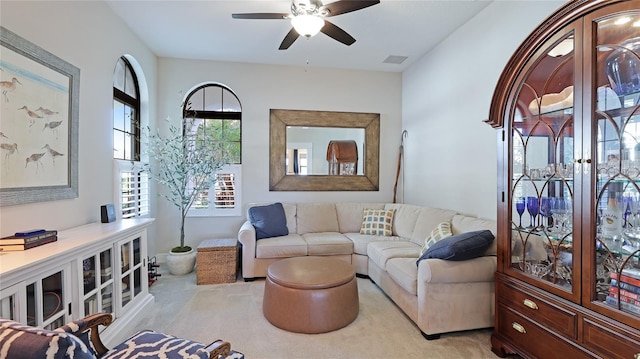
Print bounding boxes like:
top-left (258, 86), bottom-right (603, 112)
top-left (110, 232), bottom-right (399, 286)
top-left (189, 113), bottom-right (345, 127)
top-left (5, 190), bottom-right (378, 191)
top-left (237, 202), bottom-right (497, 339)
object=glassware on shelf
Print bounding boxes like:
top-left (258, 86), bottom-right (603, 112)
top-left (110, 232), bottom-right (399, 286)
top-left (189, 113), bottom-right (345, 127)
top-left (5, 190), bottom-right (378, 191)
top-left (627, 195), bottom-right (640, 235)
top-left (527, 196), bottom-right (539, 228)
top-left (605, 37), bottom-right (640, 97)
top-left (526, 261), bottom-right (550, 278)
top-left (551, 197), bottom-right (571, 235)
top-left (515, 197), bottom-right (526, 229)
top-left (540, 197), bottom-right (552, 229)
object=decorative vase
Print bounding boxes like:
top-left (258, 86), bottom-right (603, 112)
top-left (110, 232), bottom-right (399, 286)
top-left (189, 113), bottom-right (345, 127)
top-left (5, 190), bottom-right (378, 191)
top-left (605, 37), bottom-right (640, 97)
top-left (166, 248), bottom-right (196, 275)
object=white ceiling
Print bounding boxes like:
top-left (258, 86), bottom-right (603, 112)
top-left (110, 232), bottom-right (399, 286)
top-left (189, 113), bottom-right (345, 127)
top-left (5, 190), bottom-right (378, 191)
top-left (105, 0), bottom-right (493, 72)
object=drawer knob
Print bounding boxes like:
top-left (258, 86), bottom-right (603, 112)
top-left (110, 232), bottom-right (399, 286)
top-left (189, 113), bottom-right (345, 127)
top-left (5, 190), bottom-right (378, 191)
top-left (635, 354), bottom-right (639, 359)
top-left (523, 298), bottom-right (539, 310)
top-left (512, 322), bottom-right (526, 334)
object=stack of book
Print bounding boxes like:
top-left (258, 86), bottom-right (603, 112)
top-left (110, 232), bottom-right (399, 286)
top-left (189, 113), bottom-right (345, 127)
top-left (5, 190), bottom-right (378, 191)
top-left (0, 229), bottom-right (58, 252)
top-left (607, 268), bottom-right (640, 315)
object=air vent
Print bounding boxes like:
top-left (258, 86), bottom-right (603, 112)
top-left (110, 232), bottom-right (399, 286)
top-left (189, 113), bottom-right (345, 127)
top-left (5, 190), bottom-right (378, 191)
top-left (383, 55), bottom-right (408, 64)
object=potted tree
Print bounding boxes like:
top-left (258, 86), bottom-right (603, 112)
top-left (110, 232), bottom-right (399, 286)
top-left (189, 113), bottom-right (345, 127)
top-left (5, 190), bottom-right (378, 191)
top-left (142, 116), bottom-right (227, 275)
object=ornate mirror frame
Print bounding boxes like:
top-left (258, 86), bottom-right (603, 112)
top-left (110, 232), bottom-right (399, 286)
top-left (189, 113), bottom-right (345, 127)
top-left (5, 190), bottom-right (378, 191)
top-left (269, 109), bottom-right (380, 191)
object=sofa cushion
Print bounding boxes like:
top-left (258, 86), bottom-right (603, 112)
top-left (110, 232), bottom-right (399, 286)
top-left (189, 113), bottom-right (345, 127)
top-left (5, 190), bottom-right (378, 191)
top-left (302, 232), bottom-right (353, 255)
top-left (297, 203), bottom-right (339, 234)
top-left (336, 202), bottom-right (385, 233)
top-left (360, 209), bottom-right (395, 236)
top-left (410, 207), bottom-right (458, 245)
top-left (417, 230), bottom-right (495, 263)
top-left (282, 203), bottom-right (298, 234)
top-left (386, 258), bottom-right (418, 295)
top-left (249, 203), bottom-right (289, 239)
top-left (256, 234), bottom-right (307, 258)
top-left (451, 215), bottom-right (497, 255)
top-left (384, 203), bottom-right (423, 239)
top-left (420, 221), bottom-right (453, 256)
top-left (367, 241), bottom-right (421, 270)
top-left (344, 232), bottom-right (396, 255)
top-left (0, 319), bottom-right (95, 359)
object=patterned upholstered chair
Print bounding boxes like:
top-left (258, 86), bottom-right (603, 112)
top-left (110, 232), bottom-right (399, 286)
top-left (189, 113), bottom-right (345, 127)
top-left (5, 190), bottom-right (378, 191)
top-left (0, 313), bottom-right (243, 359)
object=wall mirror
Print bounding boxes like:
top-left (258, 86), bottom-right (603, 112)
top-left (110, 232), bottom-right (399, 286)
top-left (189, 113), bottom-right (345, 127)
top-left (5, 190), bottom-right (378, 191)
top-left (270, 109), bottom-right (380, 191)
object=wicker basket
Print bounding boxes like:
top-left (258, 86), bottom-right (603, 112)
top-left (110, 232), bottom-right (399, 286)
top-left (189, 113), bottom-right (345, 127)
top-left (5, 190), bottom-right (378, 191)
top-left (196, 239), bottom-right (238, 284)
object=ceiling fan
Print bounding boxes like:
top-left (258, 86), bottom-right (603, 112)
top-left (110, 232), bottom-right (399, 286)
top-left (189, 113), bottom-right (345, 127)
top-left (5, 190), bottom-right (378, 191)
top-left (232, 0), bottom-right (380, 50)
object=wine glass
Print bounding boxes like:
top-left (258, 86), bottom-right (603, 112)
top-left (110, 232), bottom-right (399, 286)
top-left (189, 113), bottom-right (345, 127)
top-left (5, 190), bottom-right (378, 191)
top-left (551, 197), bottom-right (565, 234)
top-left (539, 197), bottom-right (552, 229)
top-left (515, 197), bottom-right (526, 229)
top-left (551, 197), bottom-right (571, 235)
top-left (527, 196), bottom-right (539, 229)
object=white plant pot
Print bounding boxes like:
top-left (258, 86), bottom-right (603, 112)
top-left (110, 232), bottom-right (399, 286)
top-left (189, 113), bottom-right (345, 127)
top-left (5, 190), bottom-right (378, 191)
top-left (166, 248), bottom-right (196, 275)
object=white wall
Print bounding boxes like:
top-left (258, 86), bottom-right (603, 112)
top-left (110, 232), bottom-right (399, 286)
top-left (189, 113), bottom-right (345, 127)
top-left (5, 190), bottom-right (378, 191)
top-left (155, 59), bottom-right (402, 253)
top-left (401, 0), bottom-right (567, 219)
top-left (0, 2), bottom-right (159, 247)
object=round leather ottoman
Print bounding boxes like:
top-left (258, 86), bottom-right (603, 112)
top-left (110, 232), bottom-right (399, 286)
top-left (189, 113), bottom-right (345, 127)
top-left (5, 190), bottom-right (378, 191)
top-left (263, 256), bottom-right (359, 334)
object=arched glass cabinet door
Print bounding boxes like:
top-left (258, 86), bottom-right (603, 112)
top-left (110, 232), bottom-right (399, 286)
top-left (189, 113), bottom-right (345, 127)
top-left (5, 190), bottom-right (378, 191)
top-left (509, 28), bottom-right (577, 295)
top-left (589, 8), bottom-right (640, 319)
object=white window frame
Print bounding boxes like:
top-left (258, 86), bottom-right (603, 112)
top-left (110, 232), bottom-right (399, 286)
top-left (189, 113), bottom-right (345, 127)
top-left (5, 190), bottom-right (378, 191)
top-left (187, 164), bottom-right (242, 217)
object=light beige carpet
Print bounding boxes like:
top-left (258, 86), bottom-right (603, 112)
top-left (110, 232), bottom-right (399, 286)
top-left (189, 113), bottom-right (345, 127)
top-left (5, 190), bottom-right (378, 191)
top-left (129, 269), bottom-right (501, 359)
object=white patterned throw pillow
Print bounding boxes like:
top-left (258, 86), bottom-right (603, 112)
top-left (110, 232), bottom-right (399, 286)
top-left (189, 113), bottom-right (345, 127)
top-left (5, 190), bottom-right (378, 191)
top-left (360, 209), bottom-right (395, 236)
top-left (420, 221), bottom-right (453, 256)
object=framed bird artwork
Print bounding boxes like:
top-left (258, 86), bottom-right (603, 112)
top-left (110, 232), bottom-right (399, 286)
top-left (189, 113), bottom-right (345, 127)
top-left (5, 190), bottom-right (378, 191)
top-left (0, 26), bottom-right (79, 206)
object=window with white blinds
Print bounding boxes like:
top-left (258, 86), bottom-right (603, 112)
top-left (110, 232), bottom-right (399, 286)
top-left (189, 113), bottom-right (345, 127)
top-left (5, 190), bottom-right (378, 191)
top-left (183, 83), bottom-right (242, 217)
top-left (214, 172), bottom-right (236, 208)
top-left (190, 165), bottom-right (241, 217)
top-left (113, 57), bottom-right (147, 219)
top-left (117, 161), bottom-right (149, 218)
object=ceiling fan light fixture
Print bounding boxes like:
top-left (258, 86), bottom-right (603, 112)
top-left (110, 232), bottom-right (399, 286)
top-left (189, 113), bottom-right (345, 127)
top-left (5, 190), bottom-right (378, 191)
top-left (291, 14), bottom-right (325, 37)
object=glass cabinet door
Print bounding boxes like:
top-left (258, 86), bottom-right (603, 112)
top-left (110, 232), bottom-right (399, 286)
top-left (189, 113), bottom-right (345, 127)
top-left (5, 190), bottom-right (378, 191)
top-left (0, 283), bottom-right (25, 321)
top-left (118, 236), bottom-right (144, 315)
top-left (24, 267), bottom-right (69, 330)
top-left (591, 9), bottom-right (640, 318)
top-left (509, 28), bottom-right (577, 295)
top-left (81, 248), bottom-right (114, 316)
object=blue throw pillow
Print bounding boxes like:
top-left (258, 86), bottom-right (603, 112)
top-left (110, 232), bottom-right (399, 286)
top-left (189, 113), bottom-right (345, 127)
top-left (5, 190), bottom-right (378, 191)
top-left (248, 203), bottom-right (289, 240)
top-left (416, 230), bottom-right (494, 265)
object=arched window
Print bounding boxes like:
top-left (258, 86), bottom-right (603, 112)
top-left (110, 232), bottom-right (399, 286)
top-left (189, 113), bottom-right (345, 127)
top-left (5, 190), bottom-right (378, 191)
top-left (113, 57), bottom-right (148, 218)
top-left (113, 57), bottom-right (140, 161)
top-left (183, 83), bottom-right (242, 216)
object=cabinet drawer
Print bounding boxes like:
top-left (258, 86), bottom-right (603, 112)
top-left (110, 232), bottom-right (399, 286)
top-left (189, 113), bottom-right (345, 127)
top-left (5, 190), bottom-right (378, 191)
top-left (498, 281), bottom-right (577, 339)
top-left (582, 318), bottom-right (640, 359)
top-left (497, 304), bottom-right (589, 359)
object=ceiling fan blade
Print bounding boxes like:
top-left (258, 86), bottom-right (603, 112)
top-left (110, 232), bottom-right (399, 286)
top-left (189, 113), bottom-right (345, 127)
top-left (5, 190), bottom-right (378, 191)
top-left (232, 13), bottom-right (290, 20)
top-left (279, 28), bottom-right (300, 50)
top-left (320, 20), bottom-right (356, 46)
top-left (323, 0), bottom-right (380, 17)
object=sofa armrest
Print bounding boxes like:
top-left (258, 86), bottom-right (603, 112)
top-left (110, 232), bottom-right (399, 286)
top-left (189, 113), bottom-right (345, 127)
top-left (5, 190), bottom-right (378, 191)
top-left (238, 221), bottom-right (257, 279)
top-left (202, 339), bottom-right (231, 359)
top-left (56, 312), bottom-right (113, 355)
top-left (238, 220), bottom-right (256, 256)
top-left (418, 256), bottom-right (496, 284)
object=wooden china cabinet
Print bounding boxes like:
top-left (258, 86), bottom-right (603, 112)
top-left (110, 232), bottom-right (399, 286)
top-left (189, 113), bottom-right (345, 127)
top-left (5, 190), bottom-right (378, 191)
top-left (486, 1), bottom-right (640, 358)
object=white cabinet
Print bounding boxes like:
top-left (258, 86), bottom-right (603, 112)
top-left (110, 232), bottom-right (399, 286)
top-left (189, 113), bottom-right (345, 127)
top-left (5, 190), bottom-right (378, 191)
top-left (0, 218), bottom-right (154, 345)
